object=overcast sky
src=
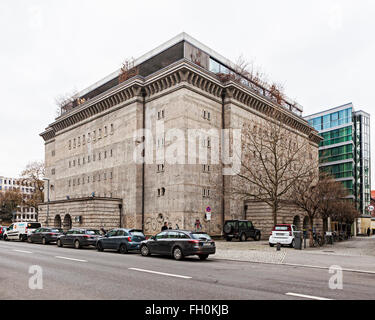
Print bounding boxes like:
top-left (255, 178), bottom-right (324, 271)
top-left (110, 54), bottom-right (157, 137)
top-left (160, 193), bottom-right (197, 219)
top-left (1, 0), bottom-right (374, 184)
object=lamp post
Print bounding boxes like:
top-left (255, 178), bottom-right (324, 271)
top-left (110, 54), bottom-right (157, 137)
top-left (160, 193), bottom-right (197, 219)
top-left (43, 178), bottom-right (50, 227)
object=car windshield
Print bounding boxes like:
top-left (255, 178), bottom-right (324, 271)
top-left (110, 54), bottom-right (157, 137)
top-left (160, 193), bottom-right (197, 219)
top-left (86, 230), bottom-right (100, 235)
top-left (191, 233), bottom-right (211, 240)
top-left (129, 230), bottom-right (145, 237)
top-left (274, 226), bottom-right (290, 231)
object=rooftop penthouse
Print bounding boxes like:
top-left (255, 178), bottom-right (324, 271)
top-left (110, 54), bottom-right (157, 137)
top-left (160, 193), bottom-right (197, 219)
top-left (58, 33), bottom-right (304, 118)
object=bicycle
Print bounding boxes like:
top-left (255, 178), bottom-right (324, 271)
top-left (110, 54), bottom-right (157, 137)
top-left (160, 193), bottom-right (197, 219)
top-left (312, 232), bottom-right (323, 247)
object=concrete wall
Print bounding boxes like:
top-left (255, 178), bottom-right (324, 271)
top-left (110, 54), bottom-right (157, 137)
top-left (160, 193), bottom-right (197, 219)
top-left (38, 198), bottom-right (122, 231)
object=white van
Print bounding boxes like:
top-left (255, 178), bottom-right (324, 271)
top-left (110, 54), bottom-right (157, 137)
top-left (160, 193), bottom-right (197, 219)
top-left (4, 222), bottom-right (41, 241)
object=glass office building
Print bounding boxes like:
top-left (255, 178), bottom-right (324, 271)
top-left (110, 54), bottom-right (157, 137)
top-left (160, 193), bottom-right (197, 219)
top-left (305, 103), bottom-right (371, 234)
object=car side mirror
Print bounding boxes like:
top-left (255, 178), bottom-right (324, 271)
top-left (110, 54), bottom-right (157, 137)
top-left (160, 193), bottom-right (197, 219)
top-left (151, 236), bottom-right (156, 241)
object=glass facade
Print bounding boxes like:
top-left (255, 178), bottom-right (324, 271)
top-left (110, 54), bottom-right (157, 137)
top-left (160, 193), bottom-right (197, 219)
top-left (353, 112), bottom-right (371, 215)
top-left (319, 144), bottom-right (353, 164)
top-left (308, 107), bottom-right (352, 131)
top-left (305, 106), bottom-right (371, 217)
top-left (321, 162), bottom-right (353, 179)
top-left (319, 126), bottom-right (352, 147)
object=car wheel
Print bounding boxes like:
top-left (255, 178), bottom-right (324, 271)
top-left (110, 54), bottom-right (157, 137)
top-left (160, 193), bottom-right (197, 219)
top-left (97, 242), bottom-right (104, 252)
top-left (42, 237), bottom-right (47, 245)
top-left (240, 233), bottom-right (246, 242)
top-left (27, 236), bottom-right (32, 243)
top-left (290, 239), bottom-right (295, 248)
top-left (119, 244), bottom-right (128, 254)
top-left (173, 247), bottom-right (184, 261)
top-left (140, 245), bottom-right (151, 257)
top-left (74, 240), bottom-right (81, 249)
top-left (199, 254), bottom-right (209, 261)
top-left (57, 239), bottom-right (62, 247)
top-left (226, 237), bottom-right (232, 242)
top-left (254, 233), bottom-right (261, 241)
top-left (4, 235), bottom-right (8, 241)
top-left (269, 243), bottom-right (274, 247)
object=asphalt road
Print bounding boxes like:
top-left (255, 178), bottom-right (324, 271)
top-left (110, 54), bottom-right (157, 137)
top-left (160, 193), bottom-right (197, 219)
top-left (0, 240), bottom-right (374, 300)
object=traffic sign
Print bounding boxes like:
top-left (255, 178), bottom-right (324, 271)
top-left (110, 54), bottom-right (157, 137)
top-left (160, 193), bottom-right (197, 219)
top-left (368, 205), bottom-right (374, 212)
top-left (206, 206), bottom-right (211, 213)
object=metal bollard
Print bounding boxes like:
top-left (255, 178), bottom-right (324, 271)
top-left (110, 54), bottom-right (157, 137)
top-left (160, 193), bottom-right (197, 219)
top-left (304, 236), bottom-right (307, 249)
top-left (277, 243), bottom-right (281, 251)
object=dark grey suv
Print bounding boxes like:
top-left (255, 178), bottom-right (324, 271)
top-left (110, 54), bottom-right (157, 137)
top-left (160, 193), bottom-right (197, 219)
top-left (223, 220), bottom-right (261, 242)
top-left (96, 228), bottom-right (146, 254)
top-left (57, 229), bottom-right (101, 249)
top-left (140, 230), bottom-right (216, 260)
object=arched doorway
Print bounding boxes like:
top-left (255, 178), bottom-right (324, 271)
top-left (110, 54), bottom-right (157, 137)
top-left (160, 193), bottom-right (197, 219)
top-left (63, 214), bottom-right (72, 231)
top-left (54, 215), bottom-right (62, 228)
top-left (293, 216), bottom-right (301, 230)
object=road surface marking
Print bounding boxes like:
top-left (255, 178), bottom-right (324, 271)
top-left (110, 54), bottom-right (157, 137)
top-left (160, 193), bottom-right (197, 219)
top-left (286, 292), bottom-right (333, 300)
top-left (13, 250), bottom-right (33, 254)
top-left (214, 258), bottom-right (375, 275)
top-left (129, 268), bottom-right (192, 279)
top-left (55, 256), bottom-right (87, 263)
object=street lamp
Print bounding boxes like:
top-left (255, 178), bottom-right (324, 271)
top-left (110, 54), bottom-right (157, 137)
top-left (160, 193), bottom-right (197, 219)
top-left (43, 178), bottom-right (50, 227)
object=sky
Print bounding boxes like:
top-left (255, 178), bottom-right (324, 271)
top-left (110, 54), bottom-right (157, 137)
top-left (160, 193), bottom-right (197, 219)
top-left (0, 0), bottom-right (374, 184)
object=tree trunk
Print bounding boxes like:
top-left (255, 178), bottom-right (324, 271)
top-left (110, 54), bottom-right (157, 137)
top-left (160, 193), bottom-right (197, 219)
top-left (273, 206), bottom-right (277, 226)
top-left (309, 218), bottom-right (314, 247)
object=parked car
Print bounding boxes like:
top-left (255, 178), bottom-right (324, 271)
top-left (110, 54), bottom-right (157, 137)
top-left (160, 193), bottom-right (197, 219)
top-left (96, 228), bottom-right (146, 254)
top-left (140, 230), bottom-right (216, 261)
top-left (223, 220), bottom-right (261, 242)
top-left (28, 227), bottom-right (64, 244)
top-left (0, 226), bottom-right (8, 240)
top-left (57, 229), bottom-right (101, 249)
top-left (4, 222), bottom-right (41, 241)
top-left (269, 224), bottom-right (297, 248)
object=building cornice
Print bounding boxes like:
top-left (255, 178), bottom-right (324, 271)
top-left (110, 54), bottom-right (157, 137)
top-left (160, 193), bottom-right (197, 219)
top-left (41, 60), bottom-right (321, 145)
top-left (38, 197), bottom-right (123, 206)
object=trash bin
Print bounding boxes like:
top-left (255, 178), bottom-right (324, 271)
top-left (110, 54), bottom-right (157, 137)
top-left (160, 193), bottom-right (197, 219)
top-left (294, 231), bottom-right (303, 250)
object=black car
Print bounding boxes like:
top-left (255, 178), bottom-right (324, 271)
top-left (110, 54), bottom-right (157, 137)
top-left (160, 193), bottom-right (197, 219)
top-left (57, 228), bottom-right (101, 249)
top-left (140, 230), bottom-right (215, 261)
top-left (223, 220), bottom-right (261, 242)
top-left (0, 226), bottom-right (8, 240)
top-left (96, 228), bottom-right (146, 254)
top-left (28, 227), bottom-right (63, 244)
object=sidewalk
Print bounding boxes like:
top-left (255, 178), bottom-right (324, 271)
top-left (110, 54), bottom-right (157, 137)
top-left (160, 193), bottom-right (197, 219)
top-left (214, 236), bottom-right (375, 273)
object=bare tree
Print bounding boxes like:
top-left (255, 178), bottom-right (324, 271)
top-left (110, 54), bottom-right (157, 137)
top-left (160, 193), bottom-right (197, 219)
top-left (20, 161), bottom-right (45, 217)
top-left (317, 173), bottom-right (349, 237)
top-left (55, 89), bottom-right (79, 117)
top-left (0, 189), bottom-right (23, 223)
top-left (292, 172), bottom-right (342, 246)
top-left (331, 199), bottom-right (360, 235)
top-left (232, 111), bottom-right (315, 227)
top-left (119, 58), bottom-right (139, 84)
